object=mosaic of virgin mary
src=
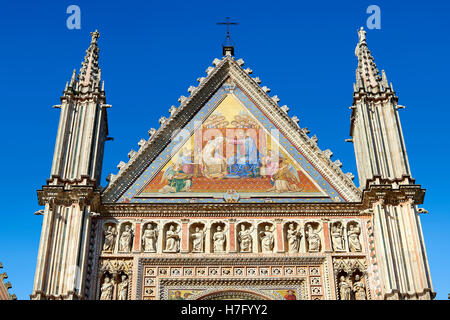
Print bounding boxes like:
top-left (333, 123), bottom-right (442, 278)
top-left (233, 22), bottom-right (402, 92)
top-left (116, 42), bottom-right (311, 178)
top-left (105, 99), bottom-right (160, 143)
top-left (142, 96), bottom-right (320, 195)
top-left (225, 130), bottom-right (260, 178)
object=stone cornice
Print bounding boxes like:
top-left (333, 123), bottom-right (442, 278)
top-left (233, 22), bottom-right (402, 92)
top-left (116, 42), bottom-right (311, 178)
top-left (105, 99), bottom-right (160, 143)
top-left (30, 290), bottom-right (82, 300)
top-left (99, 202), bottom-right (367, 217)
top-left (361, 184), bottom-right (425, 207)
top-left (37, 185), bottom-right (101, 209)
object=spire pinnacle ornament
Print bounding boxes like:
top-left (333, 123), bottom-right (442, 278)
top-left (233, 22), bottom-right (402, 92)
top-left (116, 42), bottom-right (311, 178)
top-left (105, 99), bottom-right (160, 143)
top-left (217, 17), bottom-right (238, 56)
top-left (90, 29), bottom-right (100, 44)
top-left (357, 27), bottom-right (366, 43)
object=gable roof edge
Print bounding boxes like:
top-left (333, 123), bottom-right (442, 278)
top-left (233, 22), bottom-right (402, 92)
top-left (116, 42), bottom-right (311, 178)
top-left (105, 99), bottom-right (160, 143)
top-left (102, 56), bottom-right (361, 203)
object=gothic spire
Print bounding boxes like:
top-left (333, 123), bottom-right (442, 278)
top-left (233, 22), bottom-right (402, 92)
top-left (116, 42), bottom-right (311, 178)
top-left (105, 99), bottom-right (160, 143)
top-left (76, 30), bottom-right (102, 93)
top-left (354, 27), bottom-right (392, 94)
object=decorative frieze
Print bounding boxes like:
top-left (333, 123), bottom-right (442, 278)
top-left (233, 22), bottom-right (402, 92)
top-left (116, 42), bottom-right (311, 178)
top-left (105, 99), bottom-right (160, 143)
top-left (137, 257), bottom-right (325, 300)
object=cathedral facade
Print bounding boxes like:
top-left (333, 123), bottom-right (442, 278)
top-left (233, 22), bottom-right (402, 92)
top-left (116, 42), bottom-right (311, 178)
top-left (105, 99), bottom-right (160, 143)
top-left (31, 28), bottom-right (434, 300)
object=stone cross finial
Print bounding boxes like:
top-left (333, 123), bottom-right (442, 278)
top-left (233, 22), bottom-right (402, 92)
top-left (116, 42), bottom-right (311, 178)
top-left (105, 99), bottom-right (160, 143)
top-left (90, 30), bottom-right (100, 44)
top-left (358, 27), bottom-right (366, 43)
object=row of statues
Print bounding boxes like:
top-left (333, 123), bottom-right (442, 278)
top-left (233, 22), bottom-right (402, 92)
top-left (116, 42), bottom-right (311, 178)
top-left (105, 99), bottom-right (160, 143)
top-left (102, 221), bottom-right (361, 254)
top-left (331, 223), bottom-right (362, 252)
top-left (103, 225), bottom-right (134, 253)
top-left (100, 274), bottom-right (129, 300)
top-left (338, 275), bottom-right (366, 300)
top-left (238, 224), bottom-right (321, 253)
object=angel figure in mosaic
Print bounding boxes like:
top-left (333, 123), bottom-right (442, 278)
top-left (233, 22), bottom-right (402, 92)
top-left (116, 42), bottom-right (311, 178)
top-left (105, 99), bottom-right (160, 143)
top-left (305, 223), bottom-right (321, 252)
top-left (100, 276), bottom-right (114, 300)
top-left (259, 225), bottom-right (275, 253)
top-left (191, 226), bottom-right (206, 253)
top-left (119, 225), bottom-right (134, 253)
top-left (177, 148), bottom-right (194, 175)
top-left (142, 224), bottom-right (158, 252)
top-left (353, 275), bottom-right (366, 300)
top-left (268, 156), bottom-right (302, 193)
top-left (286, 223), bottom-right (301, 253)
top-left (165, 224), bottom-right (181, 252)
top-left (159, 163), bottom-right (192, 193)
top-left (348, 224), bottom-right (362, 252)
top-left (213, 225), bottom-right (227, 253)
top-left (260, 150), bottom-right (280, 177)
top-left (238, 224), bottom-right (254, 253)
top-left (102, 225), bottom-right (116, 252)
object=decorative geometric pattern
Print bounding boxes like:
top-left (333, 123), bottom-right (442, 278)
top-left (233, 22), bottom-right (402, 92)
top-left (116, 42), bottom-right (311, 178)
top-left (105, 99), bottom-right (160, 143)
top-left (139, 258), bottom-right (325, 300)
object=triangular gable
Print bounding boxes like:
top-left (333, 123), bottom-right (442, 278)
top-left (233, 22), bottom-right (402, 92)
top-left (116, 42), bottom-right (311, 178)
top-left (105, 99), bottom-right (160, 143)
top-left (102, 56), bottom-right (360, 203)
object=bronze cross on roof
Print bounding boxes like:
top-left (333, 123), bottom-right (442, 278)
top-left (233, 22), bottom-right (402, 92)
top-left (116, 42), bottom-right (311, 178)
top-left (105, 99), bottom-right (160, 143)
top-left (217, 17), bottom-right (238, 56)
top-left (217, 17), bottom-right (239, 39)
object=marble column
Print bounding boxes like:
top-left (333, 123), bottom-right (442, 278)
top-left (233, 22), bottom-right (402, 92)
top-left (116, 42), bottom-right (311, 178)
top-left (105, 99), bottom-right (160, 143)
top-left (228, 219), bottom-right (237, 253)
top-left (181, 219), bottom-right (189, 253)
top-left (275, 219), bottom-right (284, 253)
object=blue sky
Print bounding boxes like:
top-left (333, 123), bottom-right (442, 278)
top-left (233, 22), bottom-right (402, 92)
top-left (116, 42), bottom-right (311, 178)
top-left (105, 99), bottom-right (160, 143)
top-left (0, 0), bottom-right (448, 300)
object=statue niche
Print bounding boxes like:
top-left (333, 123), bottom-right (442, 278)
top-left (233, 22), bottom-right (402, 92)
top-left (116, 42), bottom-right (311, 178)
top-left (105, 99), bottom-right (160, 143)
top-left (334, 258), bottom-right (367, 300)
top-left (118, 222), bottom-right (134, 253)
top-left (211, 222), bottom-right (227, 253)
top-left (257, 222), bottom-right (275, 253)
top-left (141, 222), bottom-right (158, 253)
top-left (347, 221), bottom-right (362, 252)
top-left (237, 222), bottom-right (254, 253)
top-left (304, 222), bottom-right (322, 252)
top-left (330, 221), bottom-right (346, 252)
top-left (117, 273), bottom-right (129, 300)
top-left (336, 270), bottom-right (367, 300)
top-left (189, 223), bottom-right (206, 253)
top-left (163, 223), bottom-right (181, 253)
top-left (284, 222), bottom-right (301, 253)
top-left (337, 272), bottom-right (352, 301)
top-left (352, 273), bottom-right (367, 300)
top-left (102, 222), bottom-right (117, 253)
top-left (99, 272), bottom-right (114, 300)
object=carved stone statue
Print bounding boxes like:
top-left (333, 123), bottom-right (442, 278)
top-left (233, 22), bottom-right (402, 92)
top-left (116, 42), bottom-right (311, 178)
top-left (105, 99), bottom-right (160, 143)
top-left (142, 224), bottom-right (157, 252)
top-left (100, 276), bottom-right (114, 300)
top-left (331, 222), bottom-right (345, 251)
top-left (353, 275), bottom-right (366, 300)
top-left (117, 274), bottom-right (129, 300)
top-left (213, 225), bottom-right (226, 253)
top-left (165, 225), bottom-right (180, 252)
top-left (259, 225), bottom-right (274, 253)
top-left (348, 224), bottom-right (362, 252)
top-left (338, 276), bottom-right (351, 300)
top-left (358, 27), bottom-right (366, 43)
top-left (286, 223), bottom-right (301, 253)
top-left (238, 224), bottom-right (253, 253)
top-left (119, 225), bottom-right (133, 252)
top-left (103, 225), bottom-right (116, 252)
top-left (305, 224), bottom-right (321, 252)
top-left (191, 226), bottom-right (205, 253)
